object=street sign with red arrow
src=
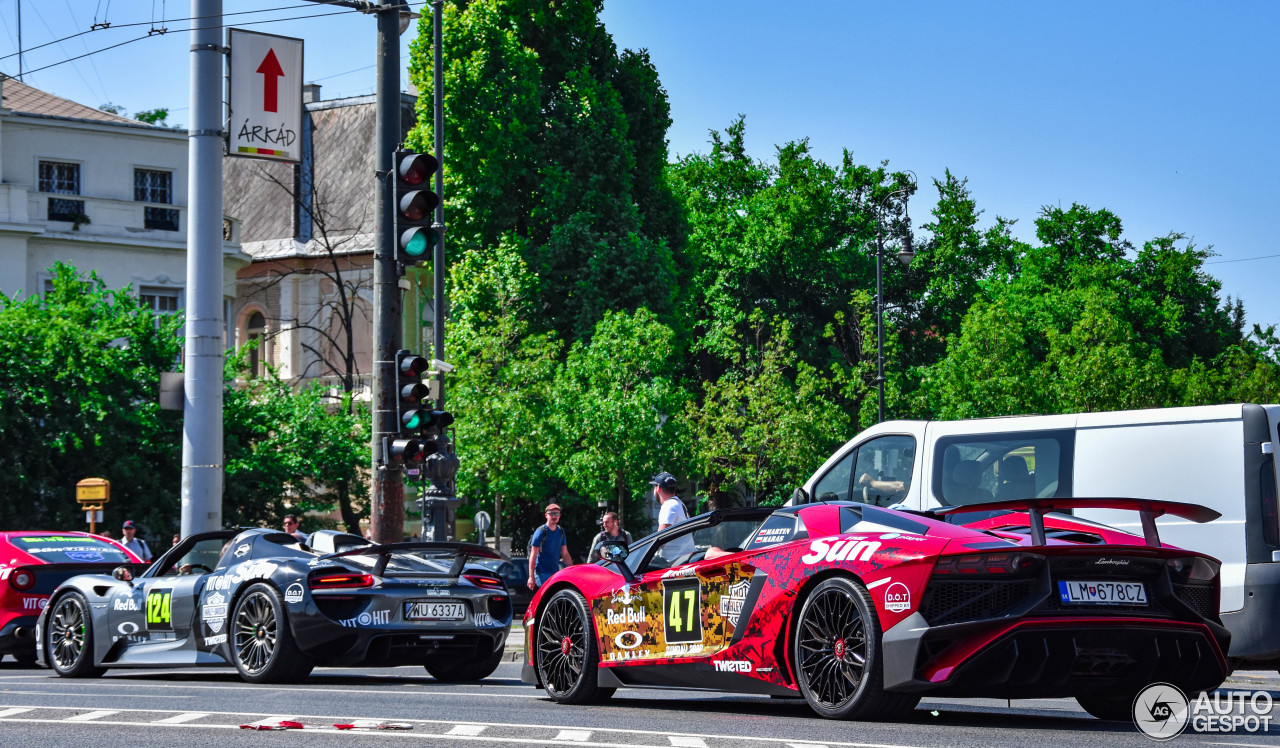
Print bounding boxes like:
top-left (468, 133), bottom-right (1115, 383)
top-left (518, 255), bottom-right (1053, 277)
top-left (228, 28), bottom-right (304, 162)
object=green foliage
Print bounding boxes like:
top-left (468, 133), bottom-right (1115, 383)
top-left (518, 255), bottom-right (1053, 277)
top-left (222, 347), bottom-right (370, 531)
top-left (134, 108), bottom-right (170, 126)
top-left (0, 263), bottom-right (371, 537)
top-left (0, 263), bottom-right (183, 534)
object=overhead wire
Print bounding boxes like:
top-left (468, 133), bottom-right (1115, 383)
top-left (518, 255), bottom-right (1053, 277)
top-left (0, 2), bottom-right (340, 64)
top-left (18, 7), bottom-right (365, 77)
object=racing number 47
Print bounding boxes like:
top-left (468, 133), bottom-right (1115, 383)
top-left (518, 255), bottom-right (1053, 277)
top-left (662, 579), bottom-right (702, 644)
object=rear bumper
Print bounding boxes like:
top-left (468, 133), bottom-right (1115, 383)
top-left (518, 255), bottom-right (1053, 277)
top-left (298, 625), bottom-right (508, 667)
top-left (883, 613), bottom-right (1230, 698)
top-left (0, 616), bottom-right (38, 656)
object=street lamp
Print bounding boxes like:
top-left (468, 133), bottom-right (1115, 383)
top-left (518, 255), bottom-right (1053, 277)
top-left (872, 172), bottom-right (917, 424)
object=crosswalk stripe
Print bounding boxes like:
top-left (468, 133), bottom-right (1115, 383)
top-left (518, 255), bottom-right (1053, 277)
top-left (0, 708), bottom-right (33, 718)
top-left (669, 738), bottom-right (710, 748)
top-left (787, 744), bottom-right (830, 748)
top-left (554, 729), bottom-right (592, 742)
top-left (153, 712), bottom-right (211, 724)
top-left (65, 710), bottom-right (120, 721)
top-left (446, 724), bottom-right (487, 736)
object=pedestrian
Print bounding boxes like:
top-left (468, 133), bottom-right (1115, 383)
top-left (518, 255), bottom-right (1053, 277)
top-left (588, 511), bottom-right (633, 563)
top-left (99, 529), bottom-right (114, 539)
top-left (120, 520), bottom-right (153, 562)
top-left (652, 472), bottom-right (695, 561)
top-left (282, 514), bottom-right (306, 542)
top-left (171, 534), bottom-right (181, 547)
top-left (527, 503), bottom-right (573, 591)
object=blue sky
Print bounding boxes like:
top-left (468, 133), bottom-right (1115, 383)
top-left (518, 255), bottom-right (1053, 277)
top-left (5, 1), bottom-right (1278, 327)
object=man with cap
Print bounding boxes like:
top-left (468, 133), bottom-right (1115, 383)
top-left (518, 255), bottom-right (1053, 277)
top-left (527, 503), bottom-right (573, 591)
top-left (652, 472), bottom-right (695, 561)
top-left (120, 520), bottom-right (152, 562)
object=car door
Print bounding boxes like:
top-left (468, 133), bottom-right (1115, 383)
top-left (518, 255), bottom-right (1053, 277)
top-left (594, 514), bottom-right (770, 665)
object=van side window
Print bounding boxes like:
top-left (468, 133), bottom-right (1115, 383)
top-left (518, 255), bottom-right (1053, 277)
top-left (933, 430), bottom-right (1074, 506)
top-left (850, 435), bottom-right (916, 507)
top-left (814, 450), bottom-right (855, 502)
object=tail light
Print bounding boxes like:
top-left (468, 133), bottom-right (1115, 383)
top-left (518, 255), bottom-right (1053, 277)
top-left (10, 568), bottom-right (34, 591)
top-left (308, 572), bottom-right (374, 590)
top-left (464, 573), bottom-right (505, 590)
top-left (933, 552), bottom-right (1042, 576)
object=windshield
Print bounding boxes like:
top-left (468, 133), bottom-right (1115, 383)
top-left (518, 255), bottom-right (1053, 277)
top-left (10, 535), bottom-right (132, 564)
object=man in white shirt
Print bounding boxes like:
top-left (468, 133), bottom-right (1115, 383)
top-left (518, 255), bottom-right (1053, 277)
top-left (652, 472), bottom-right (695, 560)
top-left (120, 520), bottom-right (152, 562)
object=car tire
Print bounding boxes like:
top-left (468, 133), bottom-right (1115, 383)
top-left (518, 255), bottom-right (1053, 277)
top-left (231, 583), bottom-right (313, 684)
top-left (1077, 691), bottom-right (1138, 721)
top-left (535, 589), bottom-right (615, 704)
top-left (425, 647), bottom-right (504, 682)
top-left (792, 576), bottom-right (919, 720)
top-left (45, 592), bottom-right (105, 678)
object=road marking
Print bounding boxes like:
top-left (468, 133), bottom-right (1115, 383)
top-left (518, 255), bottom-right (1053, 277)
top-left (446, 724), bottom-right (487, 736)
top-left (0, 704), bottom-right (930, 748)
top-left (0, 708), bottom-right (32, 718)
top-left (555, 730), bottom-right (592, 741)
top-left (153, 712), bottom-right (210, 724)
top-left (788, 744), bottom-right (829, 748)
top-left (65, 710), bottom-right (120, 721)
top-left (670, 738), bottom-right (709, 748)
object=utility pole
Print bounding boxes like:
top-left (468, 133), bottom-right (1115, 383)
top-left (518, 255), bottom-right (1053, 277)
top-left (419, 0), bottom-right (461, 542)
top-left (370, 1), bottom-right (407, 544)
top-left (181, 0), bottom-right (225, 535)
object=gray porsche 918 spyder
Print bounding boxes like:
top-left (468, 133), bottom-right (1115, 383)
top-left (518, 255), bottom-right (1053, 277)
top-left (35, 528), bottom-right (512, 683)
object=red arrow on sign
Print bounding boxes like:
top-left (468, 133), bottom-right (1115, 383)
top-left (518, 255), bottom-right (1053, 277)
top-left (257, 48), bottom-right (284, 113)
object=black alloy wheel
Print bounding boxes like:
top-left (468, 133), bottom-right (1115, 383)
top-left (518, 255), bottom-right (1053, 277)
top-left (231, 583), bottom-right (311, 683)
top-left (793, 577), bottom-right (918, 720)
top-left (46, 592), bottom-right (104, 678)
top-left (536, 589), bottom-right (613, 704)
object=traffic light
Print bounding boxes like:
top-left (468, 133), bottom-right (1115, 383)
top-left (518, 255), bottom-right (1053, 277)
top-left (393, 150), bottom-right (440, 273)
top-left (389, 349), bottom-right (437, 467)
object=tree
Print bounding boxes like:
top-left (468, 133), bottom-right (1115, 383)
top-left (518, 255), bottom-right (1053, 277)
top-left (550, 308), bottom-right (687, 532)
top-left (406, 0), bottom-right (681, 340)
top-left (232, 165), bottom-right (377, 532)
top-left (0, 263), bottom-right (184, 533)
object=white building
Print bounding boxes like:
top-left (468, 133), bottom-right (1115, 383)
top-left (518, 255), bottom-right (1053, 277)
top-left (0, 77), bottom-right (248, 318)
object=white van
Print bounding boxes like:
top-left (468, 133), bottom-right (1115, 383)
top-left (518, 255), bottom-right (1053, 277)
top-left (797, 403), bottom-right (1280, 666)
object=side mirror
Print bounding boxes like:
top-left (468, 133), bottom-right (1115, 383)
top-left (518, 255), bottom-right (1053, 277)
top-left (791, 486), bottom-right (811, 505)
top-left (598, 541), bottom-right (636, 583)
top-left (598, 541), bottom-right (629, 563)
top-left (112, 566), bottom-right (134, 583)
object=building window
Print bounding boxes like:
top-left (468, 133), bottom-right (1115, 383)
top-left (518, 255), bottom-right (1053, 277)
top-left (246, 311), bottom-right (266, 378)
top-left (139, 286), bottom-right (181, 315)
top-left (135, 168), bottom-right (179, 231)
top-left (39, 161), bottom-right (84, 222)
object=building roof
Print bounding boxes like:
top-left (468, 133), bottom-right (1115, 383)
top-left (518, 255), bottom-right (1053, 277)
top-left (224, 92), bottom-right (417, 248)
top-left (2, 77), bottom-right (145, 125)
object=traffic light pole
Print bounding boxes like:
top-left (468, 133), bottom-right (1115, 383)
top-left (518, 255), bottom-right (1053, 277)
top-left (420, 0), bottom-right (461, 542)
top-left (370, 1), bottom-right (406, 544)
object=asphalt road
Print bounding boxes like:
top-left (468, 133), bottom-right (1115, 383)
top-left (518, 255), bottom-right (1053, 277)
top-left (1, 654), bottom-right (1278, 748)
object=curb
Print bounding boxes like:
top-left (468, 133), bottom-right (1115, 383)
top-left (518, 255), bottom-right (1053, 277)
top-left (503, 623), bottom-right (525, 662)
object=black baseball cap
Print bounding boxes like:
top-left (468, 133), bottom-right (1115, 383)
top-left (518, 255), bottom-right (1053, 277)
top-left (648, 472), bottom-right (678, 489)
top-left (122, 520), bottom-right (136, 529)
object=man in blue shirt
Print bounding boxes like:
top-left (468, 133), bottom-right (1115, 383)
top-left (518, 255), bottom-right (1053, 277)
top-left (527, 503), bottom-right (574, 590)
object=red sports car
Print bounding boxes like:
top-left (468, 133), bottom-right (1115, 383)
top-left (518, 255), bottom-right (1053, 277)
top-left (1, 531), bottom-right (142, 664)
top-left (521, 498), bottom-right (1230, 721)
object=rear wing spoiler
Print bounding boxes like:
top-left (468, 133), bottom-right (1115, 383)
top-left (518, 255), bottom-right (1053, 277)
top-left (933, 497), bottom-right (1221, 548)
top-left (321, 541), bottom-right (504, 577)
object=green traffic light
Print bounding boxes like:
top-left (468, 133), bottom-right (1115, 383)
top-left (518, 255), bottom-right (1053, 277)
top-left (401, 227), bottom-right (432, 258)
